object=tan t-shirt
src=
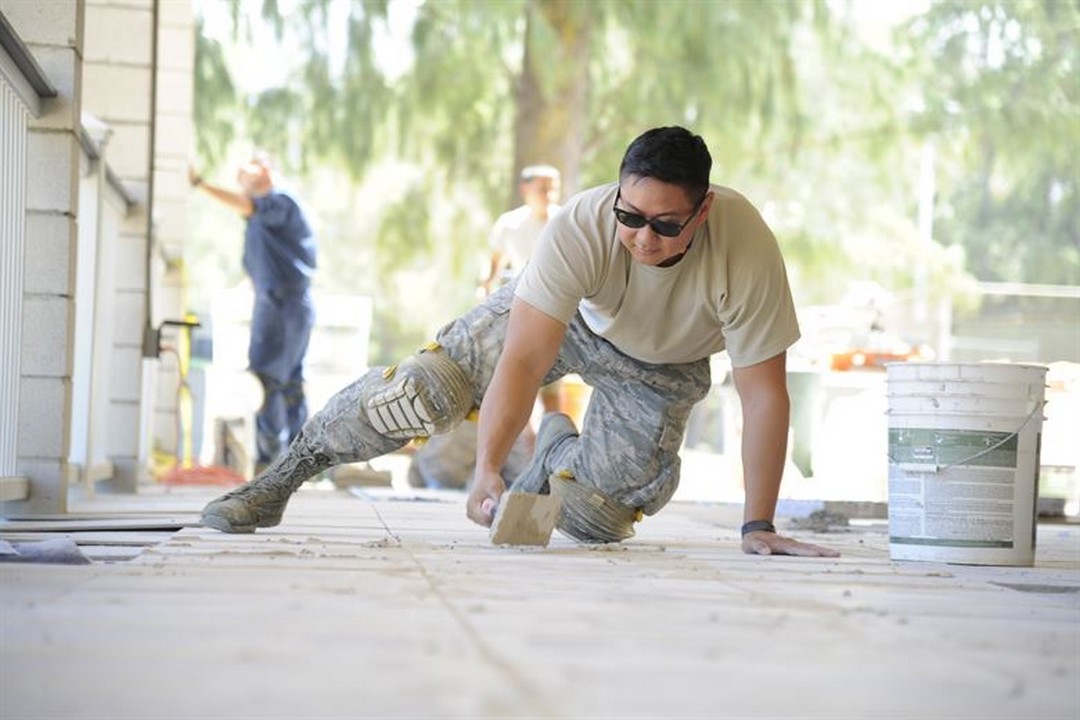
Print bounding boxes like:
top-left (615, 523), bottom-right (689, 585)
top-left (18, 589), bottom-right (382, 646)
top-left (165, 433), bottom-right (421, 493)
top-left (488, 203), bottom-right (561, 275)
top-left (515, 182), bottom-right (800, 367)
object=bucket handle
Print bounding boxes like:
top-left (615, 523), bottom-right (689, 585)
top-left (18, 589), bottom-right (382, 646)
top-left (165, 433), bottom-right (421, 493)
top-left (887, 400), bottom-right (1045, 474)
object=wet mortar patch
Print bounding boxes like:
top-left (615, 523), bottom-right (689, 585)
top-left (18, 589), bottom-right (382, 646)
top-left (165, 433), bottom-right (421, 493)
top-left (990, 582), bottom-right (1080, 594)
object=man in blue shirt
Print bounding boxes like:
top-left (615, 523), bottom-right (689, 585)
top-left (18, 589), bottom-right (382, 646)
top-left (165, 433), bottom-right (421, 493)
top-left (190, 154), bottom-right (317, 473)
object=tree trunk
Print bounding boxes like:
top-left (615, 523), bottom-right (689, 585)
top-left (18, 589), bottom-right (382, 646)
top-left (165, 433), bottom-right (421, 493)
top-left (512, 0), bottom-right (592, 206)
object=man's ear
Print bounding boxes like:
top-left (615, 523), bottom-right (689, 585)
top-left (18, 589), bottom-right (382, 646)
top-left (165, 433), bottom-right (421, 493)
top-left (696, 191), bottom-right (715, 222)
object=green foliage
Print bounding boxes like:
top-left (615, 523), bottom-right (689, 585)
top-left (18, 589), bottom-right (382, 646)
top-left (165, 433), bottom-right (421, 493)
top-left (192, 16), bottom-right (238, 168)
top-left (903, 0), bottom-right (1080, 284)
top-left (591, 0), bottom-right (812, 171)
top-left (400, 0), bottom-right (523, 207)
top-left (246, 87), bottom-right (302, 159)
top-left (213, 0), bottom-right (396, 178)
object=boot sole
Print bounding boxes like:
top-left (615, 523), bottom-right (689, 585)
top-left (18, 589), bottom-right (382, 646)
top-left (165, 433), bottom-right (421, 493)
top-left (201, 512), bottom-right (258, 534)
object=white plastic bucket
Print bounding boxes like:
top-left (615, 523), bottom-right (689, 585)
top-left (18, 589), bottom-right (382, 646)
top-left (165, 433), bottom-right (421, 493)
top-left (886, 362), bottom-right (1047, 566)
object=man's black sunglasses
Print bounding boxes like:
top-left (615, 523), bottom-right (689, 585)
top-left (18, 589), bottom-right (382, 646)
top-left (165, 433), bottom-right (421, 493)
top-left (613, 188), bottom-right (706, 238)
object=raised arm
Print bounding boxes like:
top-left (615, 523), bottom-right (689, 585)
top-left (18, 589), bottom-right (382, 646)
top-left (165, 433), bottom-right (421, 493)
top-left (466, 296), bottom-right (566, 526)
top-left (732, 351), bottom-right (839, 557)
top-left (189, 166), bottom-right (254, 217)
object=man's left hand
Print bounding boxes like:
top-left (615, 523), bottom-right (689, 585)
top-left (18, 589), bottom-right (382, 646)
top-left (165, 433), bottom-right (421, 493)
top-left (741, 530), bottom-right (840, 557)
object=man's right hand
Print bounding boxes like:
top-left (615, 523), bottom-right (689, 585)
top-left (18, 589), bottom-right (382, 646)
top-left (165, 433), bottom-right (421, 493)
top-left (466, 469), bottom-right (506, 527)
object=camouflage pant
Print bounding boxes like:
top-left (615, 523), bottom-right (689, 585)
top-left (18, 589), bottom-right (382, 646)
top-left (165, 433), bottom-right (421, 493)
top-left (301, 281), bottom-right (712, 516)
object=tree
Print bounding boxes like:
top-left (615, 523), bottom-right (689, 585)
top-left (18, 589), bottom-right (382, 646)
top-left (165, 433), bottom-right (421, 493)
top-left (202, 0), bottom-right (826, 202)
top-left (903, 0), bottom-right (1080, 285)
top-left (192, 15), bottom-right (239, 168)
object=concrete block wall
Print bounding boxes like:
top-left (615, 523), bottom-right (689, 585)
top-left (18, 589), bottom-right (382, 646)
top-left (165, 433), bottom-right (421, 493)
top-left (0, 0), bottom-right (84, 515)
top-left (149, 0), bottom-right (194, 465)
top-left (80, 0), bottom-right (153, 489)
top-left (3, 0), bottom-right (195, 510)
top-left (76, 0), bottom-right (194, 487)
top-left (70, 142), bottom-right (124, 487)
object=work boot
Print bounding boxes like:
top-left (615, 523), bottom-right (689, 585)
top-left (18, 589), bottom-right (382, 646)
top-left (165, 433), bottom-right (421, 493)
top-left (508, 412), bottom-right (578, 494)
top-left (201, 438), bottom-right (333, 533)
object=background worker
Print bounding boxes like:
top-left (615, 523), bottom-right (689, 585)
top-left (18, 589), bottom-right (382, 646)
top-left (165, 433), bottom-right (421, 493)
top-left (480, 164), bottom-right (562, 296)
top-left (189, 153), bottom-right (317, 475)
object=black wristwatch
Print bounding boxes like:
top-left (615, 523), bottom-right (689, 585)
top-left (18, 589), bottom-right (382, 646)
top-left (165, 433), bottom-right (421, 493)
top-left (741, 519), bottom-right (777, 537)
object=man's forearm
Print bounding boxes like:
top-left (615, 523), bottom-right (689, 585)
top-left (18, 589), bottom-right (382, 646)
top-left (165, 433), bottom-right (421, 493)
top-left (731, 353), bottom-right (839, 557)
top-left (193, 178), bottom-right (254, 217)
top-left (740, 391), bottom-right (789, 524)
top-left (475, 296), bottom-right (566, 485)
top-left (475, 356), bottom-right (539, 475)
top-left (731, 353), bottom-right (791, 525)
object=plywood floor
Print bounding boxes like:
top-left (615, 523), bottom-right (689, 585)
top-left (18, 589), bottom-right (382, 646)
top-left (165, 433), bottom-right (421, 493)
top-left (2, 486), bottom-right (1078, 719)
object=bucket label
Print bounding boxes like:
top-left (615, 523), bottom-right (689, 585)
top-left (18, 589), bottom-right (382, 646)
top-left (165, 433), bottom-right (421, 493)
top-left (889, 428), bottom-right (1018, 469)
top-left (889, 428), bottom-right (1021, 549)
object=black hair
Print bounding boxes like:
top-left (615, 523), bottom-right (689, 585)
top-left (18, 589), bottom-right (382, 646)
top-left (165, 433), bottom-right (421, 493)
top-left (618, 126), bottom-right (711, 201)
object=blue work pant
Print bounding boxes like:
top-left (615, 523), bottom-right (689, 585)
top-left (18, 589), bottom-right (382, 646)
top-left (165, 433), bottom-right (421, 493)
top-left (249, 287), bottom-right (314, 465)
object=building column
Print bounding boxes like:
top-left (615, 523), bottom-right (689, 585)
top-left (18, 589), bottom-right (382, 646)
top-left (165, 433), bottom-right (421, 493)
top-left (0, 0), bottom-right (85, 516)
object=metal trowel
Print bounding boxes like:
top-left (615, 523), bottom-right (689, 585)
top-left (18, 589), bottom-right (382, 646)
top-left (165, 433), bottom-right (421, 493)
top-left (489, 492), bottom-right (560, 546)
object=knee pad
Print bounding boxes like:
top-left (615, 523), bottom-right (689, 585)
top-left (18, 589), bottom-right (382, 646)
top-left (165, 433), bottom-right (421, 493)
top-left (363, 343), bottom-right (474, 440)
top-left (550, 472), bottom-right (641, 544)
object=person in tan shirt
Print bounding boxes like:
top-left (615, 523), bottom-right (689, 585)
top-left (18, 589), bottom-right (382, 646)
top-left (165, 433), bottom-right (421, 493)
top-left (201, 127), bottom-right (837, 558)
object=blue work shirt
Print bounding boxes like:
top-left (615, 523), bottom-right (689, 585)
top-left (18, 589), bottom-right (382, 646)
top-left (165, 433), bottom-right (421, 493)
top-left (243, 189), bottom-right (317, 293)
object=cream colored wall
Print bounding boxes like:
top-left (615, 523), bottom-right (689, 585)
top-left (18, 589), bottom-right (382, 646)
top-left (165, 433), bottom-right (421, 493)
top-left (79, 0), bottom-right (194, 488)
top-left (1, 0), bottom-right (194, 515)
top-left (148, 0), bottom-right (195, 472)
top-left (80, 0), bottom-right (153, 490)
top-left (0, 0), bottom-right (84, 515)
